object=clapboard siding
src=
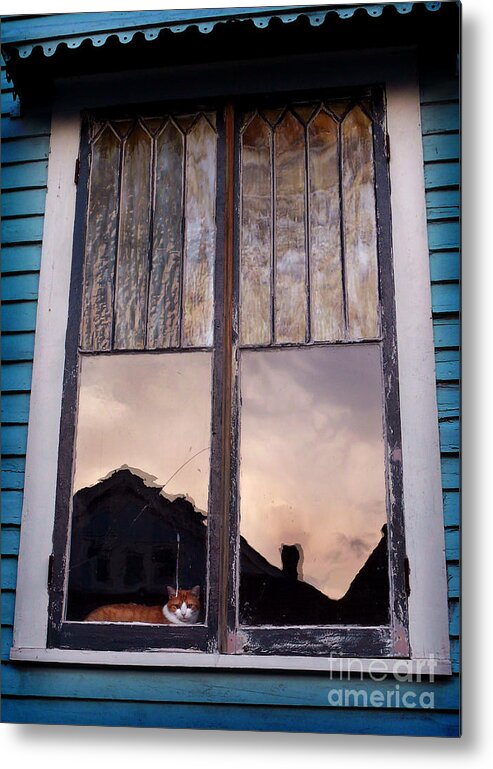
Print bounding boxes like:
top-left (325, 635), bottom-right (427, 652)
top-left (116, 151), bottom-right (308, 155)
top-left (2, 243), bottom-right (42, 272)
top-left (1, 527), bottom-right (19, 556)
top-left (430, 251), bottom-right (460, 282)
top-left (1, 66), bottom-right (46, 692)
top-left (1, 333), bottom-right (36, 362)
top-left (2, 393), bottom-right (31, 423)
top-left (1, 490), bottom-right (24, 525)
top-left (1, 665), bottom-right (460, 709)
top-left (2, 188), bottom-right (48, 218)
top-left (421, 65), bottom-right (460, 723)
top-left (2, 136), bottom-right (50, 164)
top-left (2, 698), bottom-right (460, 736)
top-left (0, 52), bottom-right (460, 735)
top-left (1, 457), bottom-right (25, 489)
top-left (2, 272), bottom-right (40, 300)
top-left (1, 301), bottom-right (38, 333)
top-left (1, 362), bottom-right (34, 390)
top-left (422, 132), bottom-right (460, 163)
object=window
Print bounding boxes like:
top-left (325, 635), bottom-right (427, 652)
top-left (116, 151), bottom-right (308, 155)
top-left (11, 50), bottom-right (451, 672)
top-left (46, 88), bottom-right (409, 658)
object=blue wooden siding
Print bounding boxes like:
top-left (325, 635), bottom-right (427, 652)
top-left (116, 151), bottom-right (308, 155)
top-left (0, 60), bottom-right (459, 736)
top-left (1, 62), bottom-right (50, 703)
top-left (420, 67), bottom-right (460, 694)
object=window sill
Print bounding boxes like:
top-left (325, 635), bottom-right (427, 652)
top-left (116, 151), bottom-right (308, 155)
top-left (9, 646), bottom-right (452, 675)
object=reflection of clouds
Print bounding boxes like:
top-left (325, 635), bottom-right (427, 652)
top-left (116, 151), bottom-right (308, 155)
top-left (73, 353), bottom-right (212, 513)
top-left (239, 345), bottom-right (387, 599)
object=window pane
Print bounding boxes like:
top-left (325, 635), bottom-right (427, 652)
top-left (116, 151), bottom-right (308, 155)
top-left (66, 353), bottom-right (211, 622)
top-left (80, 126), bottom-right (120, 352)
top-left (239, 345), bottom-right (389, 626)
top-left (342, 106), bottom-right (380, 340)
top-left (240, 114), bottom-right (272, 346)
top-left (147, 121), bottom-right (185, 349)
top-left (275, 111), bottom-right (307, 344)
top-left (114, 124), bottom-right (153, 350)
top-left (308, 110), bottom-right (344, 341)
top-left (182, 116), bottom-right (217, 347)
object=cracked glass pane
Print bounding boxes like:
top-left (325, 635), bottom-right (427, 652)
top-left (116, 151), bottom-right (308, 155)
top-left (66, 352), bottom-right (212, 623)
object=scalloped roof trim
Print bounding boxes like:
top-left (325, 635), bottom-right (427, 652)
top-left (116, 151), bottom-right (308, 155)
top-left (3, 3), bottom-right (442, 61)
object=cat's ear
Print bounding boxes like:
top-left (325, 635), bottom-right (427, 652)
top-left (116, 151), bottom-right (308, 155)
top-left (166, 586), bottom-right (176, 599)
top-left (190, 585), bottom-right (200, 597)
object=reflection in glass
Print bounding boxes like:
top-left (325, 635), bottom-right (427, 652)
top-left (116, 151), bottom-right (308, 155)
top-left (275, 111), bottom-right (307, 344)
top-left (240, 114), bottom-right (272, 346)
top-left (308, 110), bottom-right (344, 341)
top-left (80, 126), bottom-right (120, 352)
top-left (147, 121), bottom-right (184, 349)
top-left (114, 124), bottom-right (152, 350)
top-left (239, 345), bottom-right (389, 626)
top-left (342, 106), bottom-right (380, 340)
top-left (66, 353), bottom-right (211, 621)
top-left (81, 111), bottom-right (217, 354)
top-left (182, 116), bottom-right (217, 348)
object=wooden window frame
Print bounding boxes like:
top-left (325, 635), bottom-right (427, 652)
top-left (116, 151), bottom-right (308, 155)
top-left (10, 48), bottom-right (452, 674)
top-left (225, 88), bottom-right (408, 658)
top-left (46, 105), bottom-right (228, 653)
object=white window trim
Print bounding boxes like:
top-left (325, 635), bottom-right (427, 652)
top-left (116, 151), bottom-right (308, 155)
top-left (10, 48), bottom-right (451, 674)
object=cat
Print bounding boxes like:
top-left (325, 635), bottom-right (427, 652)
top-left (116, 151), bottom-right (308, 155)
top-left (84, 585), bottom-right (200, 625)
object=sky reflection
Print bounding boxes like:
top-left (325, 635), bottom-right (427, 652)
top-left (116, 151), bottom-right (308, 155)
top-left (239, 344), bottom-right (387, 599)
top-left (73, 353), bottom-right (212, 514)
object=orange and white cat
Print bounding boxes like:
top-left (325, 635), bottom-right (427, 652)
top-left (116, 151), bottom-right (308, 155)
top-left (84, 586), bottom-right (200, 624)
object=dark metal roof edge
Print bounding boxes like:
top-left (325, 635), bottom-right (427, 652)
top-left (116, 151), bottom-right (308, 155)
top-left (2, 3), bottom-right (443, 63)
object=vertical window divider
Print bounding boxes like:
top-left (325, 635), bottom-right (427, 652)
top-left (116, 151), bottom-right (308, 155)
top-left (271, 120), bottom-right (276, 346)
top-left (218, 101), bottom-right (236, 653)
top-left (304, 119), bottom-right (311, 344)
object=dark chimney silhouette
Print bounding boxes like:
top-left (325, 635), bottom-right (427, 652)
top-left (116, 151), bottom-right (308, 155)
top-left (281, 544), bottom-right (301, 581)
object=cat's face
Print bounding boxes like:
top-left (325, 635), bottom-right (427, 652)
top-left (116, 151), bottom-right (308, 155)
top-left (165, 586), bottom-right (200, 624)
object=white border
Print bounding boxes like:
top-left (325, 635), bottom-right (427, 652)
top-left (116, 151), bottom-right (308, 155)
top-left (11, 48), bottom-right (451, 672)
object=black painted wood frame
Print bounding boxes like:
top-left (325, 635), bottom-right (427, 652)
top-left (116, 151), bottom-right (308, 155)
top-left (226, 86), bottom-right (409, 658)
top-left (47, 84), bottom-right (409, 658)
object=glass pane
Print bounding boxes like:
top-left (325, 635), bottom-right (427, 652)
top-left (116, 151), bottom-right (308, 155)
top-left (80, 126), bottom-right (121, 352)
top-left (308, 110), bottom-right (344, 341)
top-left (114, 124), bottom-right (152, 350)
top-left (326, 100), bottom-right (351, 120)
top-left (112, 120), bottom-right (133, 139)
top-left (239, 345), bottom-right (389, 626)
top-left (275, 111), bottom-right (307, 344)
top-left (175, 114), bottom-right (197, 132)
top-left (342, 106), bottom-right (380, 339)
top-left (261, 108), bottom-right (284, 127)
top-left (147, 121), bottom-right (185, 349)
top-left (182, 116), bottom-right (217, 347)
top-left (66, 352), bottom-right (211, 622)
top-left (240, 115), bottom-right (272, 346)
top-left (144, 117), bottom-right (165, 136)
top-left (293, 103), bottom-right (318, 124)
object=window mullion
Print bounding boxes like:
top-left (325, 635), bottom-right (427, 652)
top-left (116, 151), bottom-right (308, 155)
top-left (215, 102), bottom-right (236, 654)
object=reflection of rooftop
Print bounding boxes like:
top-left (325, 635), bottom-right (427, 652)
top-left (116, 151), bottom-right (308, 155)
top-left (68, 468), bottom-right (389, 626)
top-left (67, 468), bottom-right (207, 620)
